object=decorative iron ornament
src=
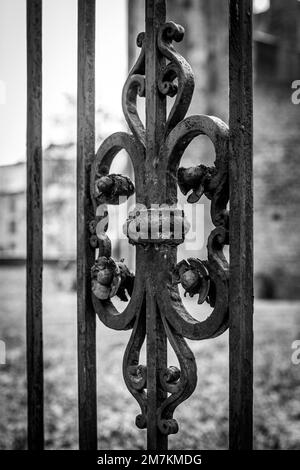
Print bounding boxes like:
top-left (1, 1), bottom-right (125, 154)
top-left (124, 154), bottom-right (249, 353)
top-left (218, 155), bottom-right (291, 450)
top-left (89, 0), bottom-right (229, 446)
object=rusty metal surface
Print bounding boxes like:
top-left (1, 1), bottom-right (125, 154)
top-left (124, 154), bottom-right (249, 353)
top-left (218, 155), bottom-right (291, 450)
top-left (26, 0), bottom-right (44, 451)
top-left (88, 0), bottom-right (236, 450)
top-left (77, 0), bottom-right (97, 450)
top-left (229, 0), bottom-right (254, 450)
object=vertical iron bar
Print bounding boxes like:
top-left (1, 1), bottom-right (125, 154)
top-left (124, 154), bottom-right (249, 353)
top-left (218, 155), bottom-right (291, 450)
top-left (145, 0), bottom-right (168, 450)
top-left (26, 0), bottom-right (44, 451)
top-left (77, 0), bottom-right (97, 450)
top-left (229, 0), bottom-right (253, 450)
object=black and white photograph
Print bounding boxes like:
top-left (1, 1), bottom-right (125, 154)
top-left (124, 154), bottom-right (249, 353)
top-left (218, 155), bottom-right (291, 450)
top-left (0, 0), bottom-right (299, 462)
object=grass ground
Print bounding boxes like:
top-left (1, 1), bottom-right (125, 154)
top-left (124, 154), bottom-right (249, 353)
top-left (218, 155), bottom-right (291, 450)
top-left (0, 266), bottom-right (300, 450)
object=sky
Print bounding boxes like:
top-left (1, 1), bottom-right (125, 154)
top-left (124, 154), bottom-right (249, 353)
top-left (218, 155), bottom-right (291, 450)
top-left (0, 0), bottom-right (281, 166)
top-left (0, 0), bottom-right (127, 165)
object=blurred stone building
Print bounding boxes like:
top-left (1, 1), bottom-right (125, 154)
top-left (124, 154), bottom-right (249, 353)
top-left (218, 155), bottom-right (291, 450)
top-left (128, 0), bottom-right (300, 299)
top-left (0, 162), bottom-right (26, 259)
top-left (0, 143), bottom-right (76, 262)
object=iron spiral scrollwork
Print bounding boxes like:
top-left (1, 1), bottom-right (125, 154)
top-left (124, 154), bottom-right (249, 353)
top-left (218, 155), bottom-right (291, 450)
top-left (89, 8), bottom-right (229, 443)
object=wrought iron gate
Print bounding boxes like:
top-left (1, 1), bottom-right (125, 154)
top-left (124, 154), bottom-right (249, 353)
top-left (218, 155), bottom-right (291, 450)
top-left (26, 0), bottom-right (253, 450)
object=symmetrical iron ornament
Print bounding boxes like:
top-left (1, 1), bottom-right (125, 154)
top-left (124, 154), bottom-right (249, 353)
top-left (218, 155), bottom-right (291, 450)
top-left (89, 0), bottom-right (229, 448)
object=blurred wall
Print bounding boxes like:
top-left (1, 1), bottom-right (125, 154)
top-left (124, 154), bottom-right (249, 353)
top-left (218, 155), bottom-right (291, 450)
top-left (254, 0), bottom-right (300, 299)
top-left (0, 151), bottom-right (76, 261)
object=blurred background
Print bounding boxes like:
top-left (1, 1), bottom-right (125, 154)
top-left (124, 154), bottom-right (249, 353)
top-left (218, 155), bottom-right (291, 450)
top-left (0, 0), bottom-right (300, 450)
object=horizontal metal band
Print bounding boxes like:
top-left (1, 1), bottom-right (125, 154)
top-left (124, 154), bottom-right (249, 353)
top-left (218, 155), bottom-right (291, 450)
top-left (123, 207), bottom-right (190, 246)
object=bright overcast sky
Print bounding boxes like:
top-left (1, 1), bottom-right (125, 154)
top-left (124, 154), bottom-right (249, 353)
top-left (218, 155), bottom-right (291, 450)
top-left (0, 0), bottom-right (127, 165)
top-left (0, 0), bottom-right (285, 165)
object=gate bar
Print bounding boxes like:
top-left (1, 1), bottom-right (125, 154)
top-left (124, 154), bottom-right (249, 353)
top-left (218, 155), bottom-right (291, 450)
top-left (26, 0), bottom-right (44, 450)
top-left (145, 0), bottom-right (168, 451)
top-left (229, 0), bottom-right (254, 450)
top-left (77, 0), bottom-right (97, 450)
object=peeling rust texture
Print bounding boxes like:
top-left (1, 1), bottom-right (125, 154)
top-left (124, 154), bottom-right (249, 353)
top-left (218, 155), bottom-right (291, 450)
top-left (26, 0), bottom-right (44, 451)
top-left (229, 0), bottom-right (254, 450)
top-left (77, 0), bottom-right (97, 450)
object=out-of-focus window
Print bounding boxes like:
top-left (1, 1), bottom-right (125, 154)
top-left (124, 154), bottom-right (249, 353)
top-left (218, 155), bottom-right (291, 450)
top-left (9, 220), bottom-right (16, 234)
